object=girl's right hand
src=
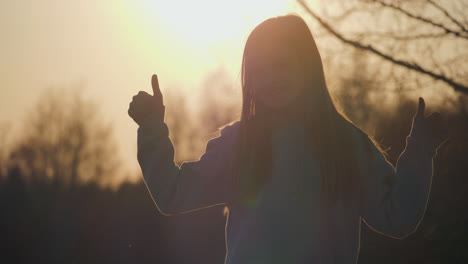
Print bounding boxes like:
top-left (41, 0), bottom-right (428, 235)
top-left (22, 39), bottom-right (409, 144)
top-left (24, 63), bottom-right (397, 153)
top-left (128, 74), bottom-right (165, 126)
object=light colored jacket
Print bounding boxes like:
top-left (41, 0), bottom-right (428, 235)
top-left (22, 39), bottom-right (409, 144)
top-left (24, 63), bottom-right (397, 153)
top-left (136, 113), bottom-right (436, 264)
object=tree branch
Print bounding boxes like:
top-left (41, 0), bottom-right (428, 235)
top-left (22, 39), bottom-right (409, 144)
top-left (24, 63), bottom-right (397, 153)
top-left (370, 0), bottom-right (468, 39)
top-left (352, 31), bottom-right (447, 40)
top-left (297, 0), bottom-right (468, 94)
top-left (427, 0), bottom-right (468, 33)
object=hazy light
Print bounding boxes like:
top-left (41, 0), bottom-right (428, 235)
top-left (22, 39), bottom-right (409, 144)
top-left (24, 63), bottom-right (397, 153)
top-left (140, 0), bottom-right (295, 44)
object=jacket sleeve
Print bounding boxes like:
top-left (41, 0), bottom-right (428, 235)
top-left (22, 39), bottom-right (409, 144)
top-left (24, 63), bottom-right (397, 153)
top-left (136, 113), bottom-right (240, 216)
top-left (355, 128), bottom-right (437, 239)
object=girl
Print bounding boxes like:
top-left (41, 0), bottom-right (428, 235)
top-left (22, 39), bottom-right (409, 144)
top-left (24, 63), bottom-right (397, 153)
top-left (128, 14), bottom-right (448, 264)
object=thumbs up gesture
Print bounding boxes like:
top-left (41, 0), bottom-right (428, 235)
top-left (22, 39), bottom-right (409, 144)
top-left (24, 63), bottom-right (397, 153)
top-left (409, 97), bottom-right (449, 155)
top-left (128, 74), bottom-right (165, 126)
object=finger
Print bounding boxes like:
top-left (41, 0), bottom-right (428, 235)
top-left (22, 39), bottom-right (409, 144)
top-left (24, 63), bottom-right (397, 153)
top-left (151, 74), bottom-right (163, 102)
top-left (417, 97), bottom-right (425, 117)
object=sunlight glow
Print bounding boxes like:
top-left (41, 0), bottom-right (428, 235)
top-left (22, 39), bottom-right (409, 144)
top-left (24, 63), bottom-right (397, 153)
top-left (141, 0), bottom-right (295, 44)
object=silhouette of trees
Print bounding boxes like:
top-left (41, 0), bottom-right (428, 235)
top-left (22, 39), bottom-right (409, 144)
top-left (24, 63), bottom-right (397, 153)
top-left (198, 67), bottom-right (241, 134)
top-left (0, 122), bottom-right (12, 180)
top-left (7, 87), bottom-right (120, 188)
top-left (164, 88), bottom-right (194, 165)
top-left (164, 68), bottom-right (241, 165)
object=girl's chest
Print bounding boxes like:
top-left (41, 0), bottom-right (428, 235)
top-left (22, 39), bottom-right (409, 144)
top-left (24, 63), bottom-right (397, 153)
top-left (260, 125), bottom-right (321, 207)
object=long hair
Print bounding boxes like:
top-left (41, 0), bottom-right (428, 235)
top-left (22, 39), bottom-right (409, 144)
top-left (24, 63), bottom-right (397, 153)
top-left (230, 14), bottom-right (362, 209)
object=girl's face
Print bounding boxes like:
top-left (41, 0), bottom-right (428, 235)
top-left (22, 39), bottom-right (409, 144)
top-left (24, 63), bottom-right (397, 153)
top-left (249, 45), bottom-right (305, 110)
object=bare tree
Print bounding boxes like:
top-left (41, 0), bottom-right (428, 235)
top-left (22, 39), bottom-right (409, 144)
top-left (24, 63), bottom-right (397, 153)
top-left (189, 68), bottom-right (241, 159)
top-left (163, 68), bottom-right (241, 164)
top-left (8, 87), bottom-right (121, 188)
top-left (164, 88), bottom-right (194, 165)
top-left (197, 67), bottom-right (241, 136)
top-left (139, 68), bottom-right (241, 167)
top-left (297, 0), bottom-right (468, 95)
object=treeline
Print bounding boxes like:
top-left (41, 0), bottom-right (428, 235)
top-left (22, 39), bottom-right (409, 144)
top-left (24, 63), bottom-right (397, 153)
top-left (0, 167), bottom-right (227, 264)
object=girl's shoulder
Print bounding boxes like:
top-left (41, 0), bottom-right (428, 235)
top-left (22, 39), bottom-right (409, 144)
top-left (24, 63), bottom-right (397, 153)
top-left (214, 120), bottom-right (241, 143)
top-left (338, 117), bottom-right (376, 154)
top-left (218, 120), bottom-right (241, 133)
top-left (340, 117), bottom-right (388, 163)
top-left (338, 116), bottom-right (368, 142)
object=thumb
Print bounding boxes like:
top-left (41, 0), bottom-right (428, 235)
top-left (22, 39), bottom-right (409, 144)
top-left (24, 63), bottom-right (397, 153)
top-left (416, 97), bottom-right (425, 118)
top-left (151, 74), bottom-right (163, 104)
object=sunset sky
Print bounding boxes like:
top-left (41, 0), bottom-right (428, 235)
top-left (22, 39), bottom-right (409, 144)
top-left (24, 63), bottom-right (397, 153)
top-left (0, 0), bottom-right (316, 183)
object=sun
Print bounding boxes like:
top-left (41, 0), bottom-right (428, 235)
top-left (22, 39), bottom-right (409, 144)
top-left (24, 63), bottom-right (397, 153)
top-left (141, 0), bottom-right (296, 44)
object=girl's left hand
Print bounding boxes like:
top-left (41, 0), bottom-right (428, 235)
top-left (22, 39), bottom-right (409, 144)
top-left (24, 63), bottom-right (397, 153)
top-left (409, 97), bottom-right (450, 151)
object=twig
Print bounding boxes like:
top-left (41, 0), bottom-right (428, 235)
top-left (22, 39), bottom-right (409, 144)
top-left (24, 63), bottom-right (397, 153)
top-left (297, 0), bottom-right (468, 94)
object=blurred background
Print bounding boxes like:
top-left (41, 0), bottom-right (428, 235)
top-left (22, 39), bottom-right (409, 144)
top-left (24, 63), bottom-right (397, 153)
top-left (0, 0), bottom-right (467, 263)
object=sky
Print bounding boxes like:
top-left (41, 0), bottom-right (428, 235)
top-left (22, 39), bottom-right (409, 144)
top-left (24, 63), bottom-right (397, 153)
top-left (0, 0), bottom-right (313, 184)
